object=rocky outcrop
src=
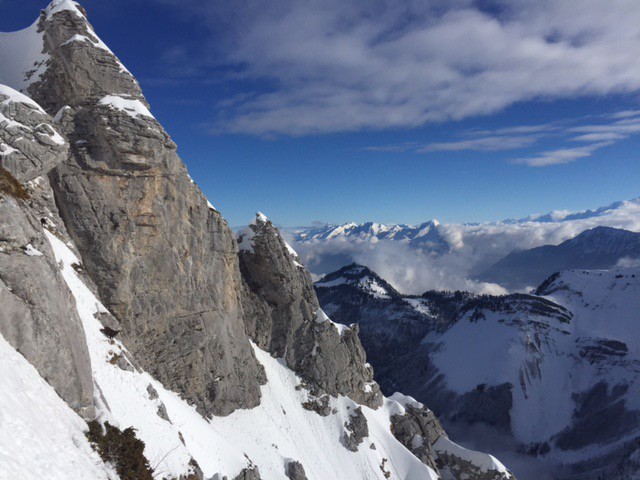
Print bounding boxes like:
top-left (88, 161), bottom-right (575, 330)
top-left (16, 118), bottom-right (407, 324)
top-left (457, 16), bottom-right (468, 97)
top-left (26, 1), bottom-right (264, 416)
top-left (233, 467), bottom-right (261, 480)
top-left (341, 407), bottom-right (369, 452)
top-left (238, 214), bottom-right (382, 408)
top-left (0, 87), bottom-right (94, 417)
top-left (391, 403), bottom-right (446, 472)
top-left (390, 399), bottom-right (514, 479)
top-left (285, 460), bottom-right (308, 480)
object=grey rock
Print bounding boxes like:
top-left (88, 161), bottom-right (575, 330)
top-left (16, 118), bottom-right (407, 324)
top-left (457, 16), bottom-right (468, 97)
top-left (391, 404), bottom-right (446, 472)
top-left (391, 402), bottom-right (515, 479)
top-left (156, 402), bottom-right (171, 423)
top-left (436, 450), bottom-right (514, 480)
top-left (239, 215), bottom-right (382, 409)
top-left (178, 458), bottom-right (204, 479)
top-left (0, 195), bottom-right (94, 418)
top-left (30, 4), bottom-right (265, 416)
top-left (147, 384), bottom-right (160, 400)
top-left (0, 89), bottom-right (67, 183)
top-left (232, 467), bottom-right (261, 480)
top-left (301, 393), bottom-right (332, 417)
top-left (285, 460), bottom-right (308, 480)
top-left (341, 407), bottom-right (369, 452)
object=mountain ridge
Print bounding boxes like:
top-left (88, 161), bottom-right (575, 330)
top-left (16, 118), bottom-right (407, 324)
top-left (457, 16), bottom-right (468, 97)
top-left (315, 263), bottom-right (640, 479)
top-left (478, 226), bottom-right (640, 290)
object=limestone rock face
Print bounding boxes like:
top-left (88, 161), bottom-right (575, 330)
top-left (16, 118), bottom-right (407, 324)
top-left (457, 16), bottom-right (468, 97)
top-left (0, 87), bottom-right (67, 182)
top-left (238, 214), bottom-right (382, 408)
top-left (391, 404), bottom-right (447, 472)
top-left (29, 4), bottom-right (264, 416)
top-left (0, 91), bottom-right (93, 417)
top-left (391, 401), bottom-right (515, 480)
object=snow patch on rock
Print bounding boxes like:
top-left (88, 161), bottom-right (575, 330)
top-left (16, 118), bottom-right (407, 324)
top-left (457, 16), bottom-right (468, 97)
top-left (98, 95), bottom-right (153, 119)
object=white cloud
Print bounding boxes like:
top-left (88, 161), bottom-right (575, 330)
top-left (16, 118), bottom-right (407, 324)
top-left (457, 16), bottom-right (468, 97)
top-left (616, 256), bottom-right (640, 268)
top-left (418, 135), bottom-right (539, 152)
top-left (363, 110), bottom-right (640, 165)
top-left (512, 141), bottom-right (614, 167)
top-left (159, 0), bottom-right (640, 136)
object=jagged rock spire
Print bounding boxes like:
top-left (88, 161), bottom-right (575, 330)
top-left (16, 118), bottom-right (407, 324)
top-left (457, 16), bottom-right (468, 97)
top-left (239, 213), bottom-right (383, 408)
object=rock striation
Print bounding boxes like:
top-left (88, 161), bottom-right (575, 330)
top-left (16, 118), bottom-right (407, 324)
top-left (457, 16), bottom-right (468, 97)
top-left (0, 85), bottom-right (94, 418)
top-left (27, 1), bottom-right (264, 416)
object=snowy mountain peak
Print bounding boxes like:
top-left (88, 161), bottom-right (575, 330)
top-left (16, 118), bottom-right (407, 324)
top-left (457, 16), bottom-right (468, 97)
top-left (564, 226), bottom-right (640, 252)
top-left (44, 0), bottom-right (85, 22)
top-left (479, 226), bottom-right (640, 290)
top-left (253, 211), bottom-right (270, 224)
top-left (506, 196), bottom-right (640, 224)
top-left (293, 219), bottom-right (450, 252)
top-left (316, 263), bottom-right (399, 299)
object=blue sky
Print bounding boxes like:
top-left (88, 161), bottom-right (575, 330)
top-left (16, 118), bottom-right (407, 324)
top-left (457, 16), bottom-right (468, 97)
top-left (2, 0), bottom-right (640, 227)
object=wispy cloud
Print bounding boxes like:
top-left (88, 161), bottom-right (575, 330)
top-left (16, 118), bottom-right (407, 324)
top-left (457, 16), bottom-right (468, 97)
top-left (363, 111), bottom-right (640, 166)
top-left (513, 141), bottom-right (614, 167)
top-left (154, 0), bottom-right (640, 136)
top-left (417, 135), bottom-right (539, 153)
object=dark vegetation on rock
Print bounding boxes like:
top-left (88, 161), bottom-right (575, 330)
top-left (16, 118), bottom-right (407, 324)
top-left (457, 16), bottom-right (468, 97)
top-left (86, 420), bottom-right (153, 480)
top-left (0, 167), bottom-right (29, 200)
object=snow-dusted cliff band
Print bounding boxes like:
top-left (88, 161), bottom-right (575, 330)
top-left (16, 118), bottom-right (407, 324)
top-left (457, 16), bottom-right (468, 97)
top-left (0, 2), bottom-right (514, 479)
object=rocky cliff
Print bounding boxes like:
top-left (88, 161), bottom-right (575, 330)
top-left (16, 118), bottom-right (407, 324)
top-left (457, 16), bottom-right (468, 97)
top-left (26, 0), bottom-right (264, 417)
top-left (0, 2), bottom-right (515, 479)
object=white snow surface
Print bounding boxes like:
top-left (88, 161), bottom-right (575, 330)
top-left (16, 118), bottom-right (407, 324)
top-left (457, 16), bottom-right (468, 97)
top-left (253, 211), bottom-right (270, 224)
top-left (98, 95), bottom-right (153, 119)
top-left (0, 84), bottom-right (46, 113)
top-left (44, 0), bottom-right (85, 21)
top-left (284, 239), bottom-right (303, 267)
top-left (427, 265), bottom-right (640, 461)
top-left (433, 436), bottom-right (510, 476)
top-left (0, 334), bottom-right (115, 480)
top-left (23, 243), bottom-right (44, 256)
top-left (0, 20), bottom-right (48, 92)
top-left (43, 229), bottom-right (439, 480)
top-left (315, 307), bottom-right (350, 336)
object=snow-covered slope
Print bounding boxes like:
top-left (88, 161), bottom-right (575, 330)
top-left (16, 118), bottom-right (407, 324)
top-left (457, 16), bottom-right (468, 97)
top-left (0, 333), bottom-right (114, 480)
top-left (42, 227), bottom-right (450, 480)
top-left (30, 205), bottom-right (513, 480)
top-left (316, 264), bottom-right (640, 479)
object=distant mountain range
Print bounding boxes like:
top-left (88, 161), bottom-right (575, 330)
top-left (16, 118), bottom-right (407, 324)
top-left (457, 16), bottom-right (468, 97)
top-left (316, 263), bottom-right (640, 479)
top-left (292, 220), bottom-right (449, 252)
top-left (505, 197), bottom-right (640, 224)
top-left (290, 197), bottom-right (640, 294)
top-left (477, 226), bottom-right (640, 290)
